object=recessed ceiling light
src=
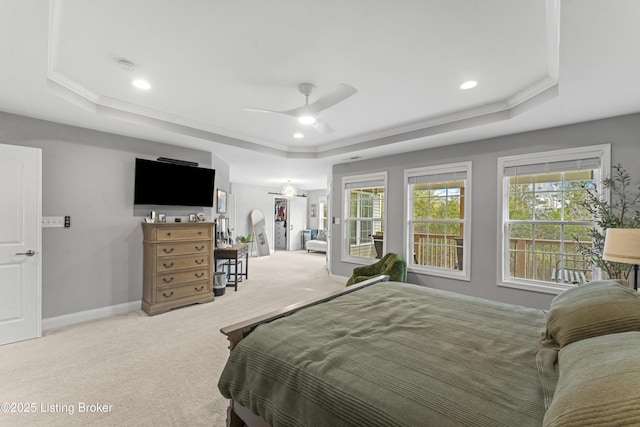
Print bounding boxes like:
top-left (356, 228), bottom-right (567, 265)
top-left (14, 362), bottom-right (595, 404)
top-left (293, 133), bottom-right (304, 139)
top-left (460, 80), bottom-right (477, 90)
top-left (298, 115), bottom-right (315, 125)
top-left (132, 79), bottom-right (151, 90)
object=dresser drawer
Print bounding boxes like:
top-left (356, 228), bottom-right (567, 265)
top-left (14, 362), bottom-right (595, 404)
top-left (157, 280), bottom-right (210, 301)
top-left (157, 241), bottom-right (211, 257)
top-left (157, 268), bottom-right (209, 286)
top-left (156, 226), bottom-right (211, 241)
top-left (157, 254), bottom-right (209, 272)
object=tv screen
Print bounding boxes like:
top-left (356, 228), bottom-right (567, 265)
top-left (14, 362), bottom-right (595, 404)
top-left (134, 158), bottom-right (215, 207)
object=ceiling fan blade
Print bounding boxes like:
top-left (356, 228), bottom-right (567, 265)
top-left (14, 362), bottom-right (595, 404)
top-left (241, 107), bottom-right (281, 114)
top-left (242, 83), bottom-right (356, 125)
top-left (312, 118), bottom-right (334, 134)
top-left (305, 83), bottom-right (357, 115)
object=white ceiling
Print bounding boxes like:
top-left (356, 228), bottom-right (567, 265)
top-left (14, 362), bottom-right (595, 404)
top-left (1, 0), bottom-right (639, 190)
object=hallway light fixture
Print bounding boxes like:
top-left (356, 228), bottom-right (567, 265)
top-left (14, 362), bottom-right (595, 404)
top-left (281, 181), bottom-right (297, 198)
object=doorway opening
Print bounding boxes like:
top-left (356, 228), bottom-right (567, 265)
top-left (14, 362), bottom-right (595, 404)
top-left (274, 198), bottom-right (287, 250)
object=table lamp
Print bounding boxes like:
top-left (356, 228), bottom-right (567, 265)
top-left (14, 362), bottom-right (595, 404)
top-left (602, 228), bottom-right (640, 290)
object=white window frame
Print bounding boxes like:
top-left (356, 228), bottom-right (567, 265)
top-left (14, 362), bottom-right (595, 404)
top-left (497, 144), bottom-right (611, 294)
top-left (404, 162), bottom-right (472, 281)
top-left (342, 172), bottom-right (388, 264)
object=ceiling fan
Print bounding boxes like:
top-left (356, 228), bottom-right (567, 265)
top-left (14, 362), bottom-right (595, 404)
top-left (243, 83), bottom-right (357, 134)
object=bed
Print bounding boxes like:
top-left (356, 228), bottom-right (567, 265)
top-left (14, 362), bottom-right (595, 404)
top-left (218, 278), bottom-right (640, 427)
top-left (305, 229), bottom-right (327, 253)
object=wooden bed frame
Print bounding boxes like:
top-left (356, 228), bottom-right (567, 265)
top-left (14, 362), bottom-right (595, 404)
top-left (219, 274), bottom-right (390, 427)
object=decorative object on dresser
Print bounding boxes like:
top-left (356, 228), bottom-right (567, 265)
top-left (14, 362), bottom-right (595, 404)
top-left (142, 222), bottom-right (215, 316)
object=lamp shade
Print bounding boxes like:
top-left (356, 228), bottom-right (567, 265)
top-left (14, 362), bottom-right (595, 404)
top-left (602, 228), bottom-right (640, 264)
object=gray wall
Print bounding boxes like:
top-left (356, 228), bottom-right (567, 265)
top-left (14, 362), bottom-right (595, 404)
top-left (306, 189), bottom-right (326, 230)
top-left (0, 111), bottom-right (229, 318)
top-left (331, 113), bottom-right (640, 309)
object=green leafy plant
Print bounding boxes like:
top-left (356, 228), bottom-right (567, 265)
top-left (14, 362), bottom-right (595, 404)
top-left (236, 234), bottom-right (252, 243)
top-left (574, 164), bottom-right (640, 280)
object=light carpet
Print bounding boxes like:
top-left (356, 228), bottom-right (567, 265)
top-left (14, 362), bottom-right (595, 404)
top-left (0, 251), bottom-right (344, 427)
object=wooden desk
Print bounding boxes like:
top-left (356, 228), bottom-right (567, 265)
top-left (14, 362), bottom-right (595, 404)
top-left (215, 243), bottom-right (249, 291)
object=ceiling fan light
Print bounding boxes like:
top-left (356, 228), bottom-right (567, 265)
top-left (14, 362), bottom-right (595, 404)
top-left (298, 115), bottom-right (315, 125)
top-left (460, 80), bottom-right (477, 90)
top-left (132, 79), bottom-right (151, 90)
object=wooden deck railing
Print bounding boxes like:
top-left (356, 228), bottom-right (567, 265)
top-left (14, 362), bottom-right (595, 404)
top-left (413, 234), bottom-right (462, 270)
top-left (508, 238), bottom-right (592, 283)
top-left (412, 234), bottom-right (592, 283)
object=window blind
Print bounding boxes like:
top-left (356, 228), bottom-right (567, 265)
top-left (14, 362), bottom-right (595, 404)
top-left (503, 157), bottom-right (600, 177)
top-left (345, 178), bottom-right (385, 190)
top-left (408, 170), bottom-right (467, 184)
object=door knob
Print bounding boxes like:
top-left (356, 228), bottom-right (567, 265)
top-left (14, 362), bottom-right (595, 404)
top-left (15, 250), bottom-right (35, 256)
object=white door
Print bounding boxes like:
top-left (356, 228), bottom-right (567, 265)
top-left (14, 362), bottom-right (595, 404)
top-left (0, 143), bottom-right (41, 346)
top-left (288, 197), bottom-right (307, 251)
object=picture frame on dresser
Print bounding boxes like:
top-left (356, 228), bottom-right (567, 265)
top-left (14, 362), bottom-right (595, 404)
top-left (217, 189), bottom-right (227, 214)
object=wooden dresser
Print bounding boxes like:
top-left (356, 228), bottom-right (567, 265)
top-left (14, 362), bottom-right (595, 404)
top-left (142, 222), bottom-right (215, 315)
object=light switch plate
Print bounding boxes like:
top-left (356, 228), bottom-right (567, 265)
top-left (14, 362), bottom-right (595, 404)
top-left (42, 217), bottom-right (65, 228)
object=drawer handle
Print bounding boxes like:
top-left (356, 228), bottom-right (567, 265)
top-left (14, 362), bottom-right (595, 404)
top-left (166, 232), bottom-right (171, 237)
top-left (195, 259), bottom-right (205, 265)
top-left (194, 285), bottom-right (204, 291)
top-left (163, 248), bottom-right (174, 254)
top-left (163, 262), bottom-right (174, 268)
top-left (195, 245), bottom-right (204, 251)
top-left (162, 277), bottom-right (174, 283)
top-left (198, 231), bottom-right (203, 235)
top-left (195, 272), bottom-right (205, 278)
top-left (162, 291), bottom-right (174, 298)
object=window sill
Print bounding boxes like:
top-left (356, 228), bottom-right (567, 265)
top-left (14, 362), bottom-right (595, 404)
top-left (498, 279), bottom-right (571, 295)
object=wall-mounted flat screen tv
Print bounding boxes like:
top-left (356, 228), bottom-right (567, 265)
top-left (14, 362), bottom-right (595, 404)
top-left (134, 158), bottom-right (215, 207)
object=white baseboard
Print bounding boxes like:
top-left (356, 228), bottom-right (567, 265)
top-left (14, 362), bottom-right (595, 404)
top-left (42, 300), bottom-right (141, 331)
top-left (330, 273), bottom-right (349, 284)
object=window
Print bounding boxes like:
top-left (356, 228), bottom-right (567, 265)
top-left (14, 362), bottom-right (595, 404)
top-left (405, 162), bottom-right (471, 280)
top-left (319, 197), bottom-right (328, 230)
top-left (498, 144), bottom-right (610, 293)
top-left (343, 172), bottom-right (386, 262)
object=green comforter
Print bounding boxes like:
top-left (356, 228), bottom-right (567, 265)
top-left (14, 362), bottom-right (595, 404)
top-left (218, 282), bottom-right (549, 427)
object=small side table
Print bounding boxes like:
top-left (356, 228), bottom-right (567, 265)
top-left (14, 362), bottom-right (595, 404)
top-left (214, 243), bottom-right (249, 291)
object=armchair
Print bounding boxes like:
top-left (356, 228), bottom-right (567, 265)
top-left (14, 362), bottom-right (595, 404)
top-left (346, 253), bottom-right (407, 286)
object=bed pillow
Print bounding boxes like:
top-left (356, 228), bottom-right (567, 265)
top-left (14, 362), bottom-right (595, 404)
top-left (544, 280), bottom-right (640, 348)
top-left (543, 332), bottom-right (640, 427)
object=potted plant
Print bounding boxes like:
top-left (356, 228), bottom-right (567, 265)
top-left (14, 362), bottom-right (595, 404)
top-left (236, 234), bottom-right (252, 244)
top-left (574, 164), bottom-right (640, 281)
